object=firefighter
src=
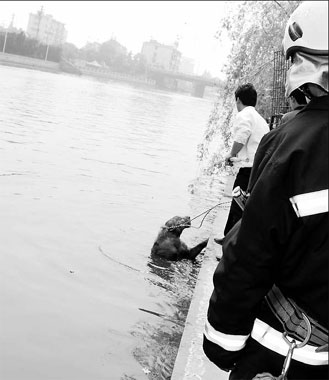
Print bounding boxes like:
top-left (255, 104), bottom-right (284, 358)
top-left (203, 2), bottom-right (328, 379)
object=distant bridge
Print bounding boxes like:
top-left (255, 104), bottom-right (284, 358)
top-left (147, 68), bottom-right (222, 97)
top-left (62, 59), bottom-right (222, 98)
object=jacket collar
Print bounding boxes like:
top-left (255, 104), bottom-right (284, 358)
top-left (301, 95), bottom-right (329, 113)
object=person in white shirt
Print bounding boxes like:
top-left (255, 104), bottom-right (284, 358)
top-left (215, 83), bottom-right (269, 244)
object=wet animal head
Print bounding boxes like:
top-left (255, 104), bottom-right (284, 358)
top-left (164, 215), bottom-right (191, 236)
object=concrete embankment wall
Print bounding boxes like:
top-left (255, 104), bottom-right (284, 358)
top-left (0, 52), bottom-right (60, 73)
top-left (171, 193), bottom-right (231, 380)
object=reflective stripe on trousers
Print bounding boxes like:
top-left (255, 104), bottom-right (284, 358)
top-left (251, 319), bottom-right (328, 366)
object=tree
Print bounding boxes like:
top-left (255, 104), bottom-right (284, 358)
top-left (198, 1), bottom-right (301, 175)
top-left (79, 41), bottom-right (101, 62)
top-left (0, 31), bottom-right (61, 62)
top-left (98, 39), bottom-right (127, 69)
top-left (131, 53), bottom-right (147, 75)
top-left (61, 42), bottom-right (80, 61)
top-left (61, 38), bottom-right (148, 75)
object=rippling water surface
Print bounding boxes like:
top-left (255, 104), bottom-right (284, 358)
top-left (0, 65), bottom-right (222, 380)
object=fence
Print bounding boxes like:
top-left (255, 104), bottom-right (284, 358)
top-left (270, 50), bottom-right (291, 129)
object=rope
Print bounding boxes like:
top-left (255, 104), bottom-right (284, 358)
top-left (190, 200), bottom-right (231, 229)
top-left (166, 200), bottom-right (231, 231)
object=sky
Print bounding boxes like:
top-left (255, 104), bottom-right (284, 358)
top-left (0, 1), bottom-right (232, 78)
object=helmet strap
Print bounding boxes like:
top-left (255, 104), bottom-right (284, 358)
top-left (299, 84), bottom-right (313, 100)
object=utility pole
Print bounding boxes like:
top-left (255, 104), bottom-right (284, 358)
top-left (45, 42), bottom-right (49, 61)
top-left (2, 28), bottom-right (8, 53)
top-left (36, 6), bottom-right (43, 41)
top-left (45, 28), bottom-right (50, 61)
top-left (9, 13), bottom-right (15, 29)
top-left (171, 35), bottom-right (181, 72)
top-left (1, 16), bottom-right (13, 53)
top-left (44, 22), bottom-right (54, 62)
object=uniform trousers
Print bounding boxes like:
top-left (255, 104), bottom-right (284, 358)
top-left (224, 167), bottom-right (252, 236)
top-left (229, 338), bottom-right (328, 380)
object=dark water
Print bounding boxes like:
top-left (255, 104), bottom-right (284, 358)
top-left (0, 65), bottom-right (222, 380)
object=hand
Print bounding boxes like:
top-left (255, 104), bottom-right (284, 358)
top-left (225, 153), bottom-right (234, 166)
top-left (252, 373), bottom-right (278, 380)
top-left (315, 343), bottom-right (328, 352)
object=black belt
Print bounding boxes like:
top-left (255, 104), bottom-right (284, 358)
top-left (265, 285), bottom-right (328, 347)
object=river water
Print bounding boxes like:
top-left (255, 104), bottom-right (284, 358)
top-left (0, 65), bottom-right (223, 380)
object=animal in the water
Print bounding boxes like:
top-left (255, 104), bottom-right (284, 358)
top-left (151, 215), bottom-right (209, 260)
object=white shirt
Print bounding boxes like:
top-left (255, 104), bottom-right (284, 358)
top-left (232, 106), bottom-right (269, 168)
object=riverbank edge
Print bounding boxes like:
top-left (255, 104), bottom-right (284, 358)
top-left (0, 52), bottom-right (150, 83)
top-left (0, 52), bottom-right (218, 100)
top-left (0, 52), bottom-right (60, 73)
top-left (171, 196), bottom-right (230, 380)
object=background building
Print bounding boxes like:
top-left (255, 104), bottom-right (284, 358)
top-left (26, 7), bottom-right (67, 46)
top-left (141, 39), bottom-right (181, 72)
top-left (179, 56), bottom-right (195, 75)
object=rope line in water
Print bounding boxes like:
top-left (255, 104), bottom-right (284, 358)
top-left (98, 246), bottom-right (141, 272)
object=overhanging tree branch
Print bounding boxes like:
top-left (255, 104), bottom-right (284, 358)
top-left (273, 0), bottom-right (289, 17)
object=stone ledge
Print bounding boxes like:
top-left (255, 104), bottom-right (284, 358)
top-left (171, 198), bottom-right (230, 380)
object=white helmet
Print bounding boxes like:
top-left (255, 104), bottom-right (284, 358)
top-left (283, 1), bottom-right (328, 60)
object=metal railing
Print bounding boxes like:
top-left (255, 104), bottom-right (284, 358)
top-left (270, 50), bottom-right (291, 129)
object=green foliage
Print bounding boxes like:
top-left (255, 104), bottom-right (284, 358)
top-left (198, 0), bottom-right (301, 175)
top-left (61, 42), bottom-right (80, 61)
top-left (63, 38), bottom-right (147, 74)
top-left (0, 31), bottom-right (147, 74)
top-left (0, 31), bottom-right (62, 62)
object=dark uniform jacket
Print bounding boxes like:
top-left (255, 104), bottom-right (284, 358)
top-left (280, 104), bottom-right (305, 124)
top-left (203, 95), bottom-right (328, 377)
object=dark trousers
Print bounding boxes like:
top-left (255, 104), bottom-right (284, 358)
top-left (224, 167), bottom-right (252, 236)
top-left (229, 338), bottom-right (328, 380)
